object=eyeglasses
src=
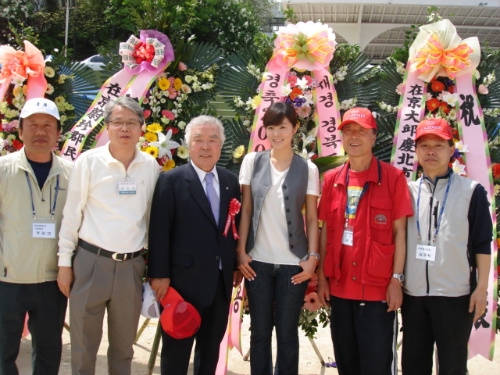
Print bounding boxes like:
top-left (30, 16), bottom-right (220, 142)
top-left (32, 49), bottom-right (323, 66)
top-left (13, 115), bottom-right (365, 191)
top-left (108, 120), bottom-right (141, 129)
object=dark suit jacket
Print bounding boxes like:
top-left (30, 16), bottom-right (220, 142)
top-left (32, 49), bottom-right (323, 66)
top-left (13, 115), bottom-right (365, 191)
top-left (147, 162), bottom-right (241, 307)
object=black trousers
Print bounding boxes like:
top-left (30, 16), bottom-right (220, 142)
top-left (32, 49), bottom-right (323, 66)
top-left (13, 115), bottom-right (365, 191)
top-left (0, 281), bottom-right (67, 375)
top-left (160, 272), bottom-right (229, 375)
top-left (401, 293), bottom-right (473, 375)
top-left (330, 296), bottom-right (398, 375)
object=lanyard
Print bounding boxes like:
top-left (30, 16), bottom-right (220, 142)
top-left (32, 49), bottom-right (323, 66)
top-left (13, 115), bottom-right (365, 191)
top-left (342, 159), bottom-right (381, 222)
top-left (416, 174), bottom-right (452, 244)
top-left (25, 171), bottom-right (60, 221)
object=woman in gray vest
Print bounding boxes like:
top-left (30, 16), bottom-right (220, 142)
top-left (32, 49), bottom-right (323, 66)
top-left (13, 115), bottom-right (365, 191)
top-left (236, 102), bottom-right (320, 375)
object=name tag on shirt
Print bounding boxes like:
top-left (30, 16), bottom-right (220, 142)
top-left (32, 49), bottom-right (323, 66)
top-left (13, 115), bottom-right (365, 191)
top-left (416, 244), bottom-right (436, 261)
top-left (119, 181), bottom-right (137, 195)
top-left (342, 228), bottom-right (353, 246)
top-left (32, 222), bottom-right (56, 239)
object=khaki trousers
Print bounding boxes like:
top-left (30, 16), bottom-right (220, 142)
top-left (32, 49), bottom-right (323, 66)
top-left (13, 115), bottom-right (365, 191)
top-left (69, 246), bottom-right (145, 375)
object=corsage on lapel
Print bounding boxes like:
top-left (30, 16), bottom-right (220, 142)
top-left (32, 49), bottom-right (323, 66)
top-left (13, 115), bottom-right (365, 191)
top-left (223, 198), bottom-right (241, 239)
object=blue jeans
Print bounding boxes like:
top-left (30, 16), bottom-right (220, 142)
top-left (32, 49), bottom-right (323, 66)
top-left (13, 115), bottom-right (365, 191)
top-left (245, 261), bottom-right (307, 375)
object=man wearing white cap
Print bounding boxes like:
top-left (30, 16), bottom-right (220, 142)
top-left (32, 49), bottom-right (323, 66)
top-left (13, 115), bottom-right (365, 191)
top-left (0, 98), bottom-right (73, 375)
top-left (402, 118), bottom-right (492, 375)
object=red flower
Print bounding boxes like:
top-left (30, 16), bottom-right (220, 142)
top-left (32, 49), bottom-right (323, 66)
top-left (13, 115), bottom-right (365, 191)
top-left (132, 41), bottom-right (155, 64)
top-left (165, 126), bottom-right (179, 135)
top-left (431, 80), bottom-right (445, 93)
top-left (303, 292), bottom-right (322, 312)
top-left (492, 163), bottom-right (500, 179)
top-left (289, 86), bottom-right (303, 101)
top-left (439, 102), bottom-right (451, 114)
top-left (426, 98), bottom-right (441, 112)
top-left (12, 139), bottom-right (23, 150)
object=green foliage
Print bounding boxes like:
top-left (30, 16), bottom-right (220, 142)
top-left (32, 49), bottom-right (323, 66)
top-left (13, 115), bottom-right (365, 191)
top-left (329, 44), bottom-right (361, 74)
top-left (298, 306), bottom-right (330, 339)
top-left (390, 24), bottom-right (418, 64)
top-left (283, 7), bottom-right (298, 24)
top-left (4, 21), bottom-right (39, 47)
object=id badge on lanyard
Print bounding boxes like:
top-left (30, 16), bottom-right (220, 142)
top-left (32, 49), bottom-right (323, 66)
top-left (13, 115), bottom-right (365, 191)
top-left (26, 172), bottom-right (59, 239)
top-left (416, 243), bottom-right (436, 261)
top-left (32, 219), bottom-right (56, 239)
top-left (342, 225), bottom-right (354, 246)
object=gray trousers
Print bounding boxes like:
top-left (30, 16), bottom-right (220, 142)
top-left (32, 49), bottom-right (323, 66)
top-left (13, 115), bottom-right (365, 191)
top-left (69, 246), bottom-right (145, 375)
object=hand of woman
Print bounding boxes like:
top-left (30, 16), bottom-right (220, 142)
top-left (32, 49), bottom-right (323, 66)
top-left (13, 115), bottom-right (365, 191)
top-left (292, 257), bottom-right (317, 284)
top-left (237, 252), bottom-right (256, 280)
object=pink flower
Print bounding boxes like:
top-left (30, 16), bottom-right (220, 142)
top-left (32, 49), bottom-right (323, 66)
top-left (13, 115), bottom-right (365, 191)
top-left (288, 74), bottom-right (298, 87)
top-left (296, 105), bottom-right (312, 119)
top-left (178, 62), bottom-right (187, 71)
top-left (304, 75), bottom-right (313, 86)
top-left (4, 120), bottom-right (19, 132)
top-left (303, 292), bottom-right (322, 312)
top-left (396, 83), bottom-right (405, 95)
top-left (162, 110), bottom-right (175, 120)
top-left (478, 84), bottom-right (489, 95)
top-left (181, 84), bottom-right (192, 94)
top-left (167, 87), bottom-right (178, 99)
top-left (143, 109), bottom-right (151, 119)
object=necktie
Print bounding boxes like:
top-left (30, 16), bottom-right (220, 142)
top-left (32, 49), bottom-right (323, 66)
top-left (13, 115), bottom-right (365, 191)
top-left (205, 172), bottom-right (219, 224)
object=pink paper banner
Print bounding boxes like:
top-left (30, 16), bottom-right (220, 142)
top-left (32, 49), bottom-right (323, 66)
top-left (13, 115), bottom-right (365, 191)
top-left (59, 70), bottom-right (133, 160)
top-left (248, 59), bottom-right (286, 153)
top-left (455, 73), bottom-right (498, 360)
top-left (391, 63), bottom-right (427, 181)
top-left (215, 280), bottom-right (245, 375)
top-left (313, 68), bottom-right (342, 157)
top-left (60, 30), bottom-right (174, 161)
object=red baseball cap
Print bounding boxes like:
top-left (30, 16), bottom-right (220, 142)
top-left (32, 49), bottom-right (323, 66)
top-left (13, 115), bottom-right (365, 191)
top-left (338, 107), bottom-right (377, 130)
top-left (415, 118), bottom-right (453, 141)
top-left (160, 287), bottom-right (201, 339)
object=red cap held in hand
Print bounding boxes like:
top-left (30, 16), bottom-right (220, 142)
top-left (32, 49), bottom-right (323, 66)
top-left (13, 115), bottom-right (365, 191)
top-left (160, 287), bottom-right (201, 339)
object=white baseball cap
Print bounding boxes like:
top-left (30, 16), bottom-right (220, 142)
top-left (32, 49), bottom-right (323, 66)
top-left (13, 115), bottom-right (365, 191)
top-left (20, 98), bottom-right (60, 120)
top-left (141, 282), bottom-right (160, 319)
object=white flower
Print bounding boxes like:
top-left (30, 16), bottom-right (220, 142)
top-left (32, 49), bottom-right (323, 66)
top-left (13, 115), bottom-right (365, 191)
top-left (452, 160), bottom-right (467, 176)
top-left (440, 92), bottom-right (459, 106)
top-left (296, 77), bottom-right (309, 90)
top-left (299, 148), bottom-right (316, 160)
top-left (454, 140), bottom-right (469, 153)
top-left (149, 129), bottom-right (180, 159)
top-left (301, 127), bottom-right (317, 147)
top-left (234, 96), bottom-right (245, 107)
top-left (281, 84), bottom-right (292, 97)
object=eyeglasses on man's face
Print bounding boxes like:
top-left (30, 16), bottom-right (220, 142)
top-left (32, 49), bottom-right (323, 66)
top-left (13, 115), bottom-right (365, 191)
top-left (108, 120), bottom-right (142, 129)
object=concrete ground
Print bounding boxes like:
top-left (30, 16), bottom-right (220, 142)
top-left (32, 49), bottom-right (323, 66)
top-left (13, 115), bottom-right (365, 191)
top-left (17, 312), bottom-right (500, 374)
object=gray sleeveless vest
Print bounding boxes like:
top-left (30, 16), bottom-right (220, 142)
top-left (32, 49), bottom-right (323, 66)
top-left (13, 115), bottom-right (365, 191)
top-left (246, 150), bottom-right (309, 258)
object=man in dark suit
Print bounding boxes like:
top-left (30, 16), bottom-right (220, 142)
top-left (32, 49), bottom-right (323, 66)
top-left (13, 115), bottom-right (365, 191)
top-left (148, 115), bottom-right (241, 375)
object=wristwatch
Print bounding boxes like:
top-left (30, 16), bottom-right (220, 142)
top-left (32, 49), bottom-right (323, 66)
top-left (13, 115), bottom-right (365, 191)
top-left (308, 252), bottom-right (320, 261)
top-left (392, 273), bottom-right (405, 283)
top-left (301, 252), bottom-right (321, 262)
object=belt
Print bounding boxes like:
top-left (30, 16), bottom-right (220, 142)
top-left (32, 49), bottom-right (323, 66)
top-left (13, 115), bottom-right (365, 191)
top-left (78, 239), bottom-right (142, 261)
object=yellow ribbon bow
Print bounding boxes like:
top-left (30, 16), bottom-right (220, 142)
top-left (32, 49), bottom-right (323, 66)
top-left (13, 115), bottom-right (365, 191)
top-left (414, 33), bottom-right (473, 79)
top-left (409, 19), bottom-right (480, 82)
